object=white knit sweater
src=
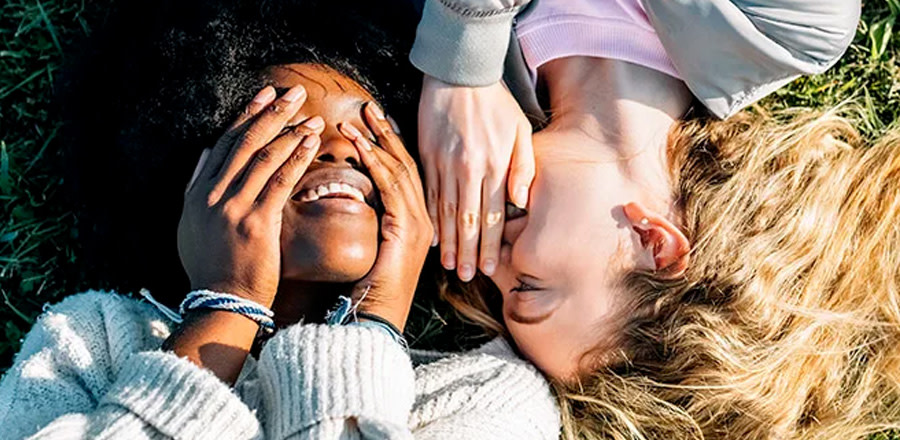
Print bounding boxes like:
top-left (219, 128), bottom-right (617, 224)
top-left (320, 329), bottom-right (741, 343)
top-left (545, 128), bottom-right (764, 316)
top-left (0, 291), bottom-right (559, 439)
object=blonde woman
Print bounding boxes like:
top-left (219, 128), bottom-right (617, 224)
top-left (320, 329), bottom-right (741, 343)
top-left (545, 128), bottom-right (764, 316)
top-left (443, 100), bottom-right (900, 438)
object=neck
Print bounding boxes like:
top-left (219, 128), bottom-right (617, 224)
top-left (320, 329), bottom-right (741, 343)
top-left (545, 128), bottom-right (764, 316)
top-left (538, 57), bottom-right (692, 209)
top-left (271, 280), bottom-right (352, 328)
top-left (540, 57), bottom-right (691, 155)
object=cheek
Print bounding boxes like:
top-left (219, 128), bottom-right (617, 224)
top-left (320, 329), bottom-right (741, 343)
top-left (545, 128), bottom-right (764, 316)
top-left (505, 320), bottom-right (581, 380)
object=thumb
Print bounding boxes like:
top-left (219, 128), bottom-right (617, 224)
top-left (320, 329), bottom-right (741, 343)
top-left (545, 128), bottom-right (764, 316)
top-left (508, 121), bottom-right (535, 209)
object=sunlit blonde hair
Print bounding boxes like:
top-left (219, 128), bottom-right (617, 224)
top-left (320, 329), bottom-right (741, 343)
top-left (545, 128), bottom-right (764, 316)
top-left (441, 108), bottom-right (900, 439)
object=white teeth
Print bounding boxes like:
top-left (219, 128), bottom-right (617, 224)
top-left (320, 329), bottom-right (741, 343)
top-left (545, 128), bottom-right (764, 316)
top-left (299, 182), bottom-right (366, 204)
top-left (300, 189), bottom-right (319, 202)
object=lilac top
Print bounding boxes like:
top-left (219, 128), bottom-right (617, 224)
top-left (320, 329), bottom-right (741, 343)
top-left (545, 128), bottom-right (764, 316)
top-left (515, 0), bottom-right (680, 83)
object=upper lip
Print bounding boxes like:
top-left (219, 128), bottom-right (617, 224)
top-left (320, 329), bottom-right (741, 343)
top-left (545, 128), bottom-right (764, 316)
top-left (292, 167), bottom-right (376, 207)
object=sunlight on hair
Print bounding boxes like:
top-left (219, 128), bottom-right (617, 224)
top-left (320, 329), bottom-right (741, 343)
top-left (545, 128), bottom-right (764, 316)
top-left (444, 107), bottom-right (900, 439)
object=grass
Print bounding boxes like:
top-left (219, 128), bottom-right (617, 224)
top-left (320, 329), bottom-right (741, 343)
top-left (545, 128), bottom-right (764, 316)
top-left (0, 0), bottom-right (898, 437)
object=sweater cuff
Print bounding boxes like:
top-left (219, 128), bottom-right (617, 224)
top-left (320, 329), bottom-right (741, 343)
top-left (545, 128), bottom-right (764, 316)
top-left (101, 351), bottom-right (261, 439)
top-left (258, 324), bottom-right (415, 439)
top-left (410, 0), bottom-right (519, 86)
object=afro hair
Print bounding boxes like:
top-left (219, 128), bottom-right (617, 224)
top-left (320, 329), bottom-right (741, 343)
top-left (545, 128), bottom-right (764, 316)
top-left (58, 0), bottom-right (423, 303)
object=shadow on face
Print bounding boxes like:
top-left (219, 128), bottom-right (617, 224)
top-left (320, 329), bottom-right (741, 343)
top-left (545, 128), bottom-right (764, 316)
top-left (269, 64), bottom-right (383, 283)
top-left (487, 124), bottom-right (676, 380)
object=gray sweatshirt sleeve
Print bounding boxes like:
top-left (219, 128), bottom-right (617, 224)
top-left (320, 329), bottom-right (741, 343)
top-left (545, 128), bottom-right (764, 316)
top-left (409, 0), bottom-right (533, 86)
top-left (640, 0), bottom-right (861, 118)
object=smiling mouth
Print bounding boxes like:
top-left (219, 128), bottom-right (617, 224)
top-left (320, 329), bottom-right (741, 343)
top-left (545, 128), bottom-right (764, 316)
top-left (296, 182), bottom-right (368, 205)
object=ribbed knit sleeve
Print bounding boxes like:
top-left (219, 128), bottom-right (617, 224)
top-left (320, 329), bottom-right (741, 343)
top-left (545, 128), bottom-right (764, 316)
top-left (257, 324), bottom-right (415, 439)
top-left (0, 292), bottom-right (261, 440)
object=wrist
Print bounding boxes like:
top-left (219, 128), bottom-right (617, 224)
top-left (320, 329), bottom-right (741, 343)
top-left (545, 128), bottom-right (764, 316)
top-left (192, 281), bottom-right (276, 309)
top-left (356, 303), bottom-right (409, 333)
top-left (164, 310), bottom-right (258, 385)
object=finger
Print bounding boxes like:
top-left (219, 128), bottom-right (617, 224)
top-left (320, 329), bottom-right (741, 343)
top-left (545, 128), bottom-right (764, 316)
top-left (423, 164), bottom-right (440, 247)
top-left (234, 116), bottom-right (325, 203)
top-left (185, 149), bottom-right (211, 195)
top-left (456, 178), bottom-right (482, 282)
top-left (508, 121), bottom-right (535, 209)
top-left (364, 102), bottom-right (409, 161)
top-left (340, 123), bottom-right (404, 207)
top-left (210, 85), bottom-right (308, 202)
top-left (439, 171), bottom-right (458, 271)
top-left (479, 175), bottom-right (505, 276)
top-left (257, 134), bottom-right (321, 212)
top-left (199, 86), bottom-right (276, 184)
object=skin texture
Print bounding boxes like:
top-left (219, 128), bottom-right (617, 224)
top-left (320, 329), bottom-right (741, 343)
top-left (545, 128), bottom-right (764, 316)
top-left (489, 57), bottom-right (693, 380)
top-left (168, 64), bottom-right (431, 385)
top-left (418, 76), bottom-right (535, 282)
top-left (268, 64), bottom-right (382, 283)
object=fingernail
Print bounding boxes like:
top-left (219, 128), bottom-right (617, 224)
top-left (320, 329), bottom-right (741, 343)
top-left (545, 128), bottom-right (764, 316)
top-left (459, 264), bottom-right (474, 281)
top-left (442, 252), bottom-right (456, 270)
top-left (253, 86), bottom-right (276, 103)
top-left (482, 259), bottom-right (496, 275)
top-left (283, 85), bottom-right (307, 102)
top-left (301, 135), bottom-right (320, 149)
top-left (367, 102), bottom-right (386, 120)
top-left (339, 123), bottom-right (371, 150)
top-left (431, 233), bottom-right (439, 247)
top-left (303, 116), bottom-right (325, 131)
top-left (514, 185), bottom-right (529, 208)
top-left (339, 122), bottom-right (361, 139)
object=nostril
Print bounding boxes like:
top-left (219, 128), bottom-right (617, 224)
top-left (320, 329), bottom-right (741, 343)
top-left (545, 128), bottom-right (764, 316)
top-left (345, 157), bottom-right (360, 168)
top-left (317, 153), bottom-right (335, 163)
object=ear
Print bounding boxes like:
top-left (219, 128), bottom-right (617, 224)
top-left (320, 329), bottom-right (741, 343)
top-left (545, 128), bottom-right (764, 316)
top-left (622, 202), bottom-right (690, 278)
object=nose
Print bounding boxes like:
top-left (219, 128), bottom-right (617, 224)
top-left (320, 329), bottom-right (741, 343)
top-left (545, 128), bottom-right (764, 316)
top-left (314, 125), bottom-right (362, 168)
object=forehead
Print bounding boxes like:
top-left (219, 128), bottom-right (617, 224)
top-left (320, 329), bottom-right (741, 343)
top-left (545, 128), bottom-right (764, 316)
top-left (265, 63), bottom-right (374, 115)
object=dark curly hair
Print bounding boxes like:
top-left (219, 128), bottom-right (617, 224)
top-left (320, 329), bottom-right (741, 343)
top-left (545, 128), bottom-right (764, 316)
top-left (58, 0), bottom-right (422, 303)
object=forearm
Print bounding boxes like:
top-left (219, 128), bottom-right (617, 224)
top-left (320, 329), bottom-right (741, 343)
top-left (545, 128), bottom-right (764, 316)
top-left (163, 311), bottom-right (259, 385)
top-left (410, 0), bottom-right (532, 86)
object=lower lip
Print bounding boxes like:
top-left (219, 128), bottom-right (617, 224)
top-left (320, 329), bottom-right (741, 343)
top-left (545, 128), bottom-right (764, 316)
top-left (294, 197), bottom-right (372, 215)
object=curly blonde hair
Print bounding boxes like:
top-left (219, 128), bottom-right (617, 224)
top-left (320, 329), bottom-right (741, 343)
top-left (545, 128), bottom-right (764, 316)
top-left (442, 109), bottom-right (900, 439)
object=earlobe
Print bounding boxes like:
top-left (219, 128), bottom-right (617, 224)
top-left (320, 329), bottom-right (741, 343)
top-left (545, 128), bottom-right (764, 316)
top-left (622, 202), bottom-right (690, 278)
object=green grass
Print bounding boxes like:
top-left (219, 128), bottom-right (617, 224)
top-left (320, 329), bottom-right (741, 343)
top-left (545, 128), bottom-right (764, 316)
top-left (0, 1), bottom-right (899, 437)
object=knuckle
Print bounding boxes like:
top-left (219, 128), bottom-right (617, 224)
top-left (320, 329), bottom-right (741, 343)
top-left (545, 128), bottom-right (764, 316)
top-left (236, 217), bottom-right (260, 238)
top-left (483, 211), bottom-right (503, 228)
top-left (240, 129), bottom-right (262, 146)
top-left (442, 200), bottom-right (457, 217)
top-left (254, 147), bottom-right (272, 164)
top-left (427, 187), bottom-right (439, 204)
top-left (219, 200), bottom-right (243, 223)
top-left (270, 171), bottom-right (290, 187)
top-left (287, 149), bottom-right (308, 165)
top-left (459, 210), bottom-right (480, 230)
top-left (268, 102), bottom-right (286, 115)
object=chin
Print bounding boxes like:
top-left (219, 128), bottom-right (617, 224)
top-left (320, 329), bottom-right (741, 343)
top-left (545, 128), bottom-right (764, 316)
top-left (281, 241), bottom-right (376, 283)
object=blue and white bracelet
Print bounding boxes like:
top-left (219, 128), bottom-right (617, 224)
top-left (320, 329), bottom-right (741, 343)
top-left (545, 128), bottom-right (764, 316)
top-left (178, 290), bottom-right (276, 334)
top-left (325, 295), bottom-right (408, 351)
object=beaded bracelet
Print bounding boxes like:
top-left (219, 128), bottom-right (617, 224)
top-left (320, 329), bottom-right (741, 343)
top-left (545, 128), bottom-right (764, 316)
top-left (179, 290), bottom-right (276, 334)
